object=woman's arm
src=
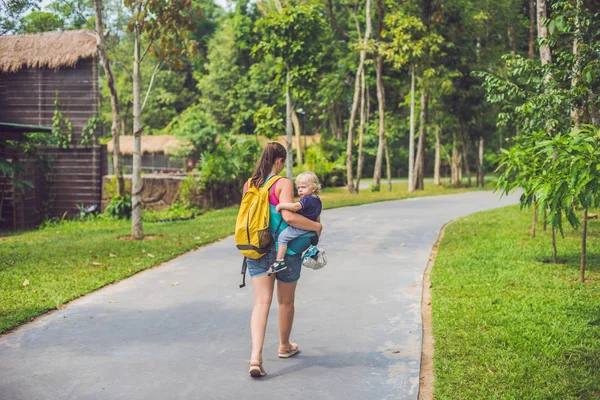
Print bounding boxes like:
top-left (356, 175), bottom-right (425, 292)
top-left (276, 202), bottom-right (302, 213)
top-left (277, 179), bottom-right (322, 234)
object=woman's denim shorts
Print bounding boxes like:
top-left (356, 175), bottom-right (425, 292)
top-left (246, 245), bottom-right (302, 283)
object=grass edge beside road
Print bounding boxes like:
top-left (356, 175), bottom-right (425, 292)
top-left (431, 205), bottom-right (600, 399)
top-left (1, 182), bottom-right (487, 334)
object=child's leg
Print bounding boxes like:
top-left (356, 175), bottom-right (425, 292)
top-left (276, 243), bottom-right (288, 261)
top-left (269, 227), bottom-right (306, 275)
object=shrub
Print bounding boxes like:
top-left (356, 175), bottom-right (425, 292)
top-left (199, 135), bottom-right (261, 207)
top-left (178, 174), bottom-right (203, 209)
top-left (104, 194), bottom-right (132, 219)
top-left (143, 203), bottom-right (202, 222)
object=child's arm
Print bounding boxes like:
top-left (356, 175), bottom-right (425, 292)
top-left (276, 201), bottom-right (302, 213)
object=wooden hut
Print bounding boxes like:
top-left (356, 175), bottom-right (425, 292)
top-left (0, 30), bottom-right (106, 229)
top-left (106, 135), bottom-right (189, 173)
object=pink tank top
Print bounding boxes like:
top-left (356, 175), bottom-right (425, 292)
top-left (244, 179), bottom-right (280, 205)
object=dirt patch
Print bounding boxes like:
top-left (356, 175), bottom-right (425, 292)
top-left (117, 235), bottom-right (163, 241)
top-left (418, 219), bottom-right (456, 400)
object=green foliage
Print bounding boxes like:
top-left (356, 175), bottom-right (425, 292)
top-left (104, 194), bottom-right (132, 219)
top-left (198, 135), bottom-right (261, 205)
top-left (533, 125), bottom-right (600, 235)
top-left (1, 0), bottom-right (38, 34)
top-left (124, 0), bottom-right (199, 68)
top-left (487, 1), bottom-right (600, 241)
top-left (81, 115), bottom-right (99, 146)
top-left (18, 10), bottom-right (65, 33)
top-left (252, 0), bottom-right (326, 105)
top-left (143, 202), bottom-right (201, 222)
top-left (177, 173), bottom-right (203, 210)
top-left (381, 11), bottom-right (444, 70)
top-left (253, 104), bottom-right (282, 139)
top-left (164, 103), bottom-right (219, 161)
top-left (52, 93), bottom-right (73, 149)
top-left (298, 142), bottom-right (346, 188)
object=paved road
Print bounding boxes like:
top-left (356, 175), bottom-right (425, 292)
top-left (0, 191), bottom-right (519, 400)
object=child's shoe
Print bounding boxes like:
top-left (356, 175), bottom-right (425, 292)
top-left (268, 260), bottom-right (287, 276)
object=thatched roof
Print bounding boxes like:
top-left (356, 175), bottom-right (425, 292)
top-left (107, 135), bottom-right (190, 156)
top-left (0, 30), bottom-right (97, 73)
top-left (257, 134), bottom-right (321, 150)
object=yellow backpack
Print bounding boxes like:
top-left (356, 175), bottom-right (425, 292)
top-left (235, 175), bottom-right (281, 260)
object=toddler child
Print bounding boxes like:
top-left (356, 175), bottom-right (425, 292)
top-left (268, 171), bottom-right (322, 274)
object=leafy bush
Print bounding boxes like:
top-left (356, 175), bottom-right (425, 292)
top-left (104, 194), bottom-right (132, 219)
top-left (199, 135), bottom-right (262, 206)
top-left (295, 143), bottom-right (346, 188)
top-left (178, 174), bottom-right (203, 209)
top-left (143, 203), bottom-right (202, 222)
top-left (164, 104), bottom-right (220, 163)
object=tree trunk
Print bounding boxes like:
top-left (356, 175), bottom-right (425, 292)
top-left (580, 208), bottom-right (587, 282)
top-left (507, 27), bottom-right (517, 57)
top-left (355, 68), bottom-right (367, 193)
top-left (433, 127), bottom-right (440, 185)
top-left (292, 107), bottom-right (302, 165)
top-left (384, 136), bottom-right (392, 192)
top-left (528, 0), bottom-right (535, 59)
top-left (571, 2), bottom-right (581, 125)
top-left (285, 69), bottom-right (293, 180)
top-left (537, 0), bottom-right (552, 77)
top-left (346, 0), bottom-right (372, 194)
top-left (131, 26), bottom-right (143, 240)
top-left (412, 90), bottom-right (427, 191)
top-left (552, 226), bottom-right (557, 263)
top-left (408, 65), bottom-right (416, 192)
top-left (451, 134), bottom-right (461, 187)
top-left (372, 0), bottom-right (385, 187)
top-left (93, 0), bottom-right (124, 197)
top-left (543, 209), bottom-right (547, 231)
top-left (458, 119), bottom-right (471, 186)
top-left (477, 136), bottom-right (484, 187)
top-left (531, 204), bottom-right (538, 238)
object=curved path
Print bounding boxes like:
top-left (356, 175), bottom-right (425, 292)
top-left (0, 191), bottom-right (520, 400)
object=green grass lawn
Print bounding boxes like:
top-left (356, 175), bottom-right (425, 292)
top-left (432, 205), bottom-right (600, 399)
top-left (0, 181), bottom-right (484, 334)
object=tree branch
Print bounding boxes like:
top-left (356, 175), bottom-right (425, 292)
top-left (141, 60), bottom-right (163, 113)
top-left (140, 41), bottom-right (154, 63)
top-left (56, 0), bottom-right (133, 77)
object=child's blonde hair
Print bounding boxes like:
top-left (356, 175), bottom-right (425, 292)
top-left (295, 171), bottom-right (321, 194)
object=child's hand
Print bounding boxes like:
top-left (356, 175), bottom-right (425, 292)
top-left (276, 204), bottom-right (283, 213)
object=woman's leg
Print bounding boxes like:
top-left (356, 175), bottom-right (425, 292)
top-left (251, 274), bottom-right (276, 361)
top-left (277, 280), bottom-right (298, 352)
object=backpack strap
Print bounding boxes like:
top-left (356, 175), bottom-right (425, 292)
top-left (239, 257), bottom-right (248, 289)
top-left (263, 174), bottom-right (281, 190)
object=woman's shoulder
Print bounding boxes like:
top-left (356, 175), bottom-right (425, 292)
top-left (276, 177), bottom-right (292, 188)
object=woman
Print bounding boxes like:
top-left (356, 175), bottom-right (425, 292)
top-left (243, 142), bottom-right (322, 377)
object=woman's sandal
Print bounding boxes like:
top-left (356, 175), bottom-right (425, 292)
top-left (249, 358), bottom-right (266, 377)
top-left (278, 343), bottom-right (300, 359)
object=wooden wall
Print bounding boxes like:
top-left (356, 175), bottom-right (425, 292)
top-left (42, 146), bottom-right (107, 219)
top-left (0, 57), bottom-right (99, 142)
top-left (0, 146), bottom-right (107, 230)
top-left (0, 147), bottom-right (46, 230)
top-left (0, 58), bottom-right (107, 230)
